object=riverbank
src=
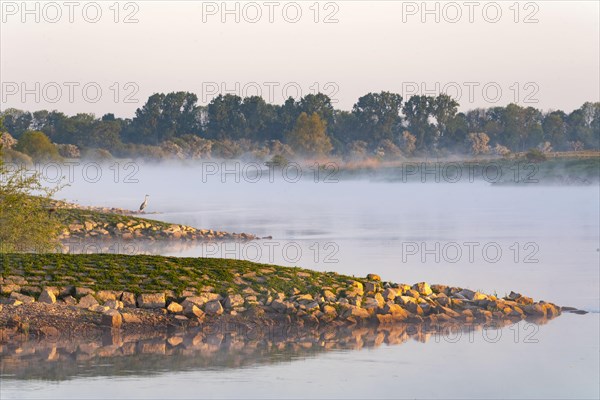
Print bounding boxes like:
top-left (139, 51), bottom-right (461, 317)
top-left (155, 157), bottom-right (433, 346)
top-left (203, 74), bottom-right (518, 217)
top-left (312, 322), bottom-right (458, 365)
top-left (0, 254), bottom-right (582, 344)
top-left (51, 201), bottom-right (259, 242)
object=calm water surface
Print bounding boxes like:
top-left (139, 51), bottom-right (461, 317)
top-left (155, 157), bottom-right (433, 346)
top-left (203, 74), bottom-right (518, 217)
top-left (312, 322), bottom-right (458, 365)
top-left (3, 163), bottom-right (598, 399)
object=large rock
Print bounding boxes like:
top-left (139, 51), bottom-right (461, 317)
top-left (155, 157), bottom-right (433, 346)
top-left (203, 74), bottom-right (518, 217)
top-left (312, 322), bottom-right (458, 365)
top-left (223, 294), bottom-right (244, 309)
top-left (75, 287), bottom-right (95, 298)
top-left (1, 284), bottom-right (21, 295)
top-left (271, 300), bottom-right (295, 313)
top-left (364, 282), bottom-right (378, 294)
top-left (167, 301), bottom-right (184, 314)
top-left (381, 288), bottom-right (397, 301)
top-left (322, 290), bottom-right (336, 301)
top-left (105, 300), bottom-right (124, 310)
top-left (366, 273), bottom-right (381, 281)
top-left (120, 292), bottom-right (136, 307)
top-left (96, 290), bottom-right (117, 302)
top-left (78, 294), bottom-right (99, 308)
top-left (10, 292), bottom-right (35, 303)
top-left (137, 293), bottom-right (166, 309)
top-left (348, 281), bottom-right (364, 296)
top-left (204, 300), bottom-right (224, 316)
top-left (102, 310), bottom-right (122, 328)
top-left (412, 282), bottom-right (433, 296)
top-left (382, 303), bottom-right (409, 320)
top-left (183, 303), bottom-right (205, 319)
top-left (38, 289), bottom-right (56, 304)
top-left (181, 296), bottom-right (208, 308)
top-left (457, 289), bottom-right (476, 300)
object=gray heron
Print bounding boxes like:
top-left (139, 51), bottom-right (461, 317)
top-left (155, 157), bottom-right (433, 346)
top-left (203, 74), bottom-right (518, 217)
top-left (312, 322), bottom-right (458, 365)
top-left (139, 195), bottom-right (149, 212)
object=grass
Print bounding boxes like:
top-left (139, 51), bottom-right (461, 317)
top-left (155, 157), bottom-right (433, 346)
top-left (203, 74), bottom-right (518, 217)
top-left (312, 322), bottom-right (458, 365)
top-left (0, 253), bottom-right (365, 298)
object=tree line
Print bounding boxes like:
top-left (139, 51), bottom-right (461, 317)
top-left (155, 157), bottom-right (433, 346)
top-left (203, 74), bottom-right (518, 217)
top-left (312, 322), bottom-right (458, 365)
top-left (1, 91), bottom-right (598, 160)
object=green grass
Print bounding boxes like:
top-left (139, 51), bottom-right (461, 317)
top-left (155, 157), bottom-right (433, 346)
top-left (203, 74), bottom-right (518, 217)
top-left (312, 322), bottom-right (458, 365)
top-left (0, 253), bottom-right (365, 298)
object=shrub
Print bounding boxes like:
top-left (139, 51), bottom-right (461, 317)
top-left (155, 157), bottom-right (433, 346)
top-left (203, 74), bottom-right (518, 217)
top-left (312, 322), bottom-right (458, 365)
top-left (14, 131), bottom-right (61, 162)
top-left (525, 148), bottom-right (547, 162)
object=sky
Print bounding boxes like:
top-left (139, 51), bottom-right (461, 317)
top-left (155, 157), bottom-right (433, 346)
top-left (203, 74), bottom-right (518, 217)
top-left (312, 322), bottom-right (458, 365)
top-left (1, 0), bottom-right (599, 117)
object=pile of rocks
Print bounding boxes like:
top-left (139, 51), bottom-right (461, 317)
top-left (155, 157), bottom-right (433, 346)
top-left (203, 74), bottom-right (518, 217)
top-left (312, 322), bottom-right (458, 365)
top-left (0, 274), bottom-right (572, 333)
top-left (59, 218), bottom-right (255, 242)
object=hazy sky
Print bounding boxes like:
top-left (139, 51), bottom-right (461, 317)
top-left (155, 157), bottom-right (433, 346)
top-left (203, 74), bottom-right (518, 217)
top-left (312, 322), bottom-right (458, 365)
top-left (1, 1), bottom-right (599, 117)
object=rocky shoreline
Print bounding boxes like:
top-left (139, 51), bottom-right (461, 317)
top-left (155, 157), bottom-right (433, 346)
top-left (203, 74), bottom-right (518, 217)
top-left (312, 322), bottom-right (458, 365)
top-left (51, 201), bottom-right (260, 242)
top-left (1, 267), bottom-right (584, 345)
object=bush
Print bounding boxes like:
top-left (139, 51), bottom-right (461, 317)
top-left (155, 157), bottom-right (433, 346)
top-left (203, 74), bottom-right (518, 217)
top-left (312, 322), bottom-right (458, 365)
top-left (81, 148), bottom-right (113, 161)
top-left (1, 148), bottom-right (33, 165)
top-left (14, 131), bottom-right (61, 162)
top-left (525, 148), bottom-right (547, 162)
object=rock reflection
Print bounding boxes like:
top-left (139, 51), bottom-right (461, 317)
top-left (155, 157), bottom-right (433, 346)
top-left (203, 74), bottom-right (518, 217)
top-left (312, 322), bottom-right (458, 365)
top-left (1, 317), bottom-right (553, 381)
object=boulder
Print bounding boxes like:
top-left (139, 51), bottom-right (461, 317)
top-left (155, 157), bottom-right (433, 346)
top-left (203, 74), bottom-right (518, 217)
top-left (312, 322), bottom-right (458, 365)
top-left (322, 290), bottom-right (336, 301)
top-left (271, 300), bottom-right (294, 313)
top-left (75, 287), bottom-right (95, 298)
top-left (10, 292), bottom-right (35, 303)
top-left (89, 304), bottom-right (109, 313)
top-left (167, 302), bottom-right (184, 314)
top-left (105, 300), bottom-right (124, 310)
top-left (101, 310), bottom-right (122, 328)
top-left (77, 294), bottom-right (99, 308)
top-left (183, 303), bottom-right (205, 319)
top-left (362, 298), bottom-right (381, 310)
top-left (349, 281), bottom-right (364, 296)
top-left (364, 282), bottom-right (378, 294)
top-left (430, 284), bottom-right (449, 294)
top-left (204, 300), bottom-right (224, 316)
top-left (96, 290), bottom-right (117, 302)
top-left (366, 273), bottom-right (381, 281)
top-left (181, 296), bottom-right (208, 308)
top-left (381, 288), bottom-right (397, 301)
top-left (223, 294), bottom-right (244, 309)
top-left (137, 293), bottom-right (166, 309)
top-left (472, 292), bottom-right (488, 301)
top-left (457, 289), bottom-right (476, 300)
top-left (1, 284), bottom-right (20, 295)
top-left (62, 295), bottom-right (77, 306)
top-left (120, 292), bottom-right (136, 307)
top-left (412, 282), bottom-right (433, 296)
top-left (38, 289), bottom-right (56, 304)
top-left (382, 303), bottom-right (409, 320)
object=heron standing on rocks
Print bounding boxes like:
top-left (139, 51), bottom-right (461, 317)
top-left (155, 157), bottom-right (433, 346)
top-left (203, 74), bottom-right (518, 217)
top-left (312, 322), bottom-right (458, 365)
top-left (139, 195), bottom-right (149, 212)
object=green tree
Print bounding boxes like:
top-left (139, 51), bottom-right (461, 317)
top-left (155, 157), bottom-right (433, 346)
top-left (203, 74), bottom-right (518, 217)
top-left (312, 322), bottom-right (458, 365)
top-left (0, 152), bottom-right (62, 252)
top-left (352, 92), bottom-right (403, 144)
top-left (286, 112), bottom-right (332, 157)
top-left (402, 95), bottom-right (435, 150)
top-left (15, 131), bottom-right (61, 162)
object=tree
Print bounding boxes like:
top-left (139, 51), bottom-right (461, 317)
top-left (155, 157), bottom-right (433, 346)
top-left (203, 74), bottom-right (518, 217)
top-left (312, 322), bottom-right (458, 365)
top-left (299, 93), bottom-right (335, 127)
top-left (352, 92), bottom-right (403, 144)
top-left (15, 131), bottom-right (61, 161)
top-left (402, 95), bottom-right (435, 150)
top-left (286, 112), bottom-right (332, 157)
top-left (1, 109), bottom-right (33, 138)
top-left (542, 111), bottom-right (568, 150)
top-left (129, 92), bottom-right (200, 143)
top-left (206, 94), bottom-right (246, 140)
top-left (0, 152), bottom-right (62, 252)
top-left (430, 94), bottom-right (459, 138)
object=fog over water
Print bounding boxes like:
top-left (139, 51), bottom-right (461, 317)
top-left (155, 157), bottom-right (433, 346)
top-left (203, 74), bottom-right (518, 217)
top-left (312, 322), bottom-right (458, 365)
top-left (54, 161), bottom-right (600, 311)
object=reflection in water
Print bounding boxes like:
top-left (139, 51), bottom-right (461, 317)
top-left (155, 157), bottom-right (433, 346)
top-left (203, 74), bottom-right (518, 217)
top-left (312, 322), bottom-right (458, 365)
top-left (1, 318), bottom-right (554, 381)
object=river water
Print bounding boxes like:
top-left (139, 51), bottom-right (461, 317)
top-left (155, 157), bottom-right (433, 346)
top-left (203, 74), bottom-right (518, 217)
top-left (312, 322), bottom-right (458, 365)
top-left (2, 161), bottom-right (599, 399)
